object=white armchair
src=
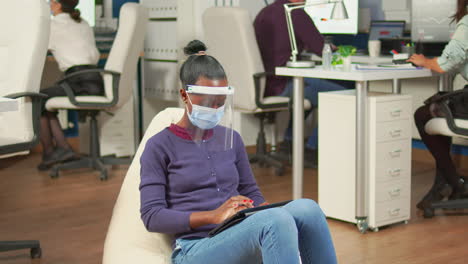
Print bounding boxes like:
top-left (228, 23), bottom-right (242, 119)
top-left (202, 7), bottom-right (312, 176)
top-left (0, 0), bottom-right (50, 258)
top-left (45, 3), bottom-right (148, 180)
top-left (102, 108), bottom-right (185, 264)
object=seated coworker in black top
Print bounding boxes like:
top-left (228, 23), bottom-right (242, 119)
top-left (408, 0), bottom-right (468, 214)
top-left (39, 0), bottom-right (104, 170)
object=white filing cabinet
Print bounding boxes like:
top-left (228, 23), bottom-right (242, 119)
top-left (318, 90), bottom-right (412, 231)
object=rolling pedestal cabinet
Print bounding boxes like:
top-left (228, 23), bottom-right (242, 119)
top-left (318, 90), bottom-right (412, 232)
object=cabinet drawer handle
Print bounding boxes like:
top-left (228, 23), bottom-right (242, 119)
top-left (389, 149), bottom-right (402, 158)
top-left (388, 169), bottom-right (401, 176)
top-left (389, 129), bottom-right (402, 137)
top-left (388, 208), bottom-right (401, 216)
top-left (390, 109), bottom-right (402, 117)
top-left (388, 188), bottom-right (401, 197)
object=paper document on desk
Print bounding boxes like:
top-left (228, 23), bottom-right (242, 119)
top-left (355, 63), bottom-right (421, 70)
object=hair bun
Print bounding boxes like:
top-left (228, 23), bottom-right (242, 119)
top-left (70, 9), bottom-right (81, 22)
top-left (183, 40), bottom-right (207, 56)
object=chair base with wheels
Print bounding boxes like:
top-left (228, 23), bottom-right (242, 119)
top-left (431, 198), bottom-right (468, 210)
top-left (49, 110), bottom-right (131, 180)
top-left (423, 176), bottom-right (468, 218)
top-left (249, 112), bottom-right (285, 176)
top-left (0, 241), bottom-right (42, 259)
top-left (424, 198), bottom-right (468, 218)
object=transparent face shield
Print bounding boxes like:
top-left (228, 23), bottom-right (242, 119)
top-left (185, 85), bottom-right (235, 152)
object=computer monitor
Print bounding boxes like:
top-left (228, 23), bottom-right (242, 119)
top-left (368, 20), bottom-right (406, 41)
top-left (304, 0), bottom-right (358, 34)
top-left (47, 0), bottom-right (95, 27)
top-left (411, 0), bottom-right (457, 43)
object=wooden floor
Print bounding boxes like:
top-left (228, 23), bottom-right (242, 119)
top-left (1, 152), bottom-right (468, 264)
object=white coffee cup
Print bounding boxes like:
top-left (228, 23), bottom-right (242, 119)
top-left (368, 40), bottom-right (381, 57)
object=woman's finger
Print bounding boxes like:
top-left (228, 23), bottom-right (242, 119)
top-left (230, 196), bottom-right (254, 208)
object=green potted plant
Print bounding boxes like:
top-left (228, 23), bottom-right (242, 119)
top-left (332, 45), bottom-right (357, 71)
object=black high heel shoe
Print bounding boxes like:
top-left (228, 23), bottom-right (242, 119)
top-left (422, 177), bottom-right (468, 218)
top-left (448, 177), bottom-right (468, 200)
top-left (417, 170), bottom-right (452, 218)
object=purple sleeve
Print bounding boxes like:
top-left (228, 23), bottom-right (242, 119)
top-left (139, 137), bottom-right (192, 234)
top-left (292, 9), bottom-right (324, 56)
top-left (234, 132), bottom-right (266, 206)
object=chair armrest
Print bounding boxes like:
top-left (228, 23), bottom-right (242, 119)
top-left (424, 89), bottom-right (467, 105)
top-left (5, 92), bottom-right (47, 99)
top-left (57, 69), bottom-right (121, 108)
top-left (253, 72), bottom-right (289, 110)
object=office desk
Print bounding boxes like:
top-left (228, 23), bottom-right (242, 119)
top-left (308, 53), bottom-right (394, 64)
top-left (275, 65), bottom-right (436, 231)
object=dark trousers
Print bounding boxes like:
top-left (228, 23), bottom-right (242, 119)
top-left (42, 65), bottom-right (104, 114)
top-left (414, 104), bottom-right (457, 186)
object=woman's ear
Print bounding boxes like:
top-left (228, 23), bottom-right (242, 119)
top-left (180, 89), bottom-right (188, 104)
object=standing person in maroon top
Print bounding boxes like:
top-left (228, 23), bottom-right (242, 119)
top-left (254, 0), bottom-right (348, 165)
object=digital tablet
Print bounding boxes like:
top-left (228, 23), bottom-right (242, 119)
top-left (208, 200), bottom-right (292, 237)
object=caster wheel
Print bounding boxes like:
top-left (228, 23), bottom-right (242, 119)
top-left (49, 169), bottom-right (59, 179)
top-left (100, 171), bottom-right (108, 181)
top-left (30, 247), bottom-right (42, 258)
top-left (423, 208), bottom-right (434, 218)
top-left (357, 219), bottom-right (368, 234)
top-left (275, 166), bottom-right (285, 176)
top-left (404, 220), bottom-right (409, 225)
top-left (372, 227), bottom-right (379, 232)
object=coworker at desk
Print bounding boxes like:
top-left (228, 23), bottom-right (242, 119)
top-left (38, 0), bottom-right (103, 170)
top-left (408, 1), bottom-right (468, 212)
top-left (139, 40), bottom-right (337, 264)
top-left (254, 0), bottom-right (347, 164)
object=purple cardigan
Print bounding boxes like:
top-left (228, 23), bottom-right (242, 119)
top-left (254, 0), bottom-right (324, 97)
top-left (139, 126), bottom-right (265, 240)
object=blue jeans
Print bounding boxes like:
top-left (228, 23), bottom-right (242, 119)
top-left (171, 199), bottom-right (337, 264)
top-left (281, 78), bottom-right (347, 149)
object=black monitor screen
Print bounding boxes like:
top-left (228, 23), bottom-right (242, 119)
top-left (368, 21), bottom-right (406, 41)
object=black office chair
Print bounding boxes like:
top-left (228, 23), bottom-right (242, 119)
top-left (423, 87), bottom-right (468, 218)
top-left (0, 93), bottom-right (46, 259)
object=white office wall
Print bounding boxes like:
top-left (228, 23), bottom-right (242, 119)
top-left (359, 0), bottom-right (385, 21)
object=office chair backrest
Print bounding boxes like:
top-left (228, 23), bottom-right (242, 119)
top-left (102, 108), bottom-right (185, 264)
top-left (0, 0), bottom-right (49, 143)
top-left (203, 7), bottom-right (265, 112)
top-left (104, 3), bottom-right (148, 109)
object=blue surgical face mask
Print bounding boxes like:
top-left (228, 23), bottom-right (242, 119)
top-left (186, 97), bottom-right (225, 130)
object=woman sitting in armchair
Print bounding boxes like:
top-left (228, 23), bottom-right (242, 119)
top-left (138, 40), bottom-right (337, 264)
